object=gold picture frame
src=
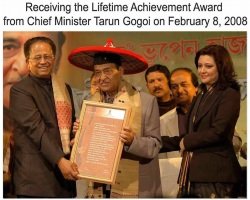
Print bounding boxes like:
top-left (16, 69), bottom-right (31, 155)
top-left (70, 100), bottom-right (131, 184)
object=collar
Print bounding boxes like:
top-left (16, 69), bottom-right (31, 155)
top-left (29, 74), bottom-right (52, 86)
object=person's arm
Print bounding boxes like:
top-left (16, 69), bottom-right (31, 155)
top-left (10, 84), bottom-right (65, 165)
top-left (183, 89), bottom-right (240, 151)
top-left (71, 87), bottom-right (86, 118)
top-left (10, 84), bottom-right (79, 180)
top-left (123, 95), bottom-right (161, 159)
top-left (57, 157), bottom-right (79, 180)
top-left (160, 136), bottom-right (181, 152)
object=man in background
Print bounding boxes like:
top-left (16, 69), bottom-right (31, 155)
top-left (145, 64), bottom-right (176, 116)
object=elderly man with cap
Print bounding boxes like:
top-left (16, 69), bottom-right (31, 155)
top-left (69, 40), bottom-right (162, 198)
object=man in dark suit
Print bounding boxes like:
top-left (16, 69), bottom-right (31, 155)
top-left (10, 36), bottom-right (78, 197)
top-left (3, 32), bottom-right (65, 197)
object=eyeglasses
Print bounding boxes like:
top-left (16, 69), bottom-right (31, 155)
top-left (29, 55), bottom-right (54, 63)
top-left (94, 67), bottom-right (116, 78)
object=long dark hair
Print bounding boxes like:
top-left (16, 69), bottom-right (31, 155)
top-left (195, 45), bottom-right (240, 91)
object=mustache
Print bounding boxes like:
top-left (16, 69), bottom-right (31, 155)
top-left (100, 80), bottom-right (110, 84)
top-left (153, 87), bottom-right (162, 92)
top-left (100, 78), bottom-right (110, 84)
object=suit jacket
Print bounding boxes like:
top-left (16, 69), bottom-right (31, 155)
top-left (122, 92), bottom-right (162, 197)
top-left (184, 86), bottom-right (242, 183)
top-left (10, 75), bottom-right (76, 197)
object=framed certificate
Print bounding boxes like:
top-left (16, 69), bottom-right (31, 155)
top-left (70, 100), bottom-right (131, 184)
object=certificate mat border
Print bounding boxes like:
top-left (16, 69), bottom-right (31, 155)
top-left (70, 100), bottom-right (131, 184)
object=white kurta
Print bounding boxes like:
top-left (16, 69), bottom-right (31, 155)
top-left (159, 107), bottom-right (182, 198)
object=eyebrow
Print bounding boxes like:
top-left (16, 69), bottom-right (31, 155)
top-left (171, 81), bottom-right (188, 84)
top-left (3, 38), bottom-right (19, 43)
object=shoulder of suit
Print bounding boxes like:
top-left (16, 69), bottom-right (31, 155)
top-left (227, 86), bottom-right (240, 94)
top-left (11, 75), bottom-right (32, 90)
top-left (219, 86), bottom-right (240, 97)
top-left (139, 91), bottom-right (155, 99)
top-left (138, 92), bottom-right (157, 109)
top-left (71, 87), bottom-right (90, 100)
